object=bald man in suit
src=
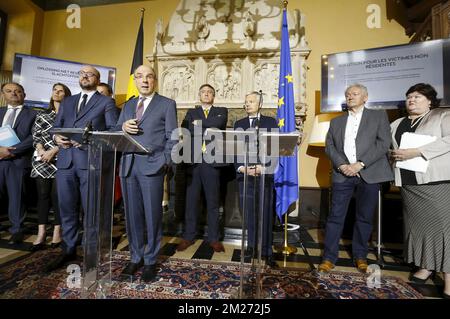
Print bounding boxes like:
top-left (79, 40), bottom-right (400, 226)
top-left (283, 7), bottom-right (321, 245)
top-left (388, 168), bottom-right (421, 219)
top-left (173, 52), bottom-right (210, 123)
top-left (117, 65), bottom-right (177, 283)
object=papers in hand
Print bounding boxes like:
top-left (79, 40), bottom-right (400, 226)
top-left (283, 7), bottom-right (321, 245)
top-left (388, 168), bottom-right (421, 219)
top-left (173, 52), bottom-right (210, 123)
top-left (396, 132), bottom-right (436, 173)
top-left (0, 125), bottom-right (20, 147)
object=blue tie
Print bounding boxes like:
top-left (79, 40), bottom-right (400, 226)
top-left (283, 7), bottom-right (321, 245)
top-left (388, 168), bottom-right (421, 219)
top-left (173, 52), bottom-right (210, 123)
top-left (3, 108), bottom-right (17, 127)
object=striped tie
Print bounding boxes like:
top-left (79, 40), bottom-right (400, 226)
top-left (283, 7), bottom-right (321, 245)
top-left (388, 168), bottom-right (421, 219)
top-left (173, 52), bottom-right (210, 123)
top-left (136, 97), bottom-right (146, 121)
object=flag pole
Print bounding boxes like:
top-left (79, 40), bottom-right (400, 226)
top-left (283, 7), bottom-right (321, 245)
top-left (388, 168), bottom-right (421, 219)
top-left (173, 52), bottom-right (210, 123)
top-left (274, 212), bottom-right (298, 255)
top-left (274, 0), bottom-right (297, 256)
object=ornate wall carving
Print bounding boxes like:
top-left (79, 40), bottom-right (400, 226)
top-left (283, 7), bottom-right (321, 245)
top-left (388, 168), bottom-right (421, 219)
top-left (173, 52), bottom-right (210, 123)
top-left (149, 0), bottom-right (311, 224)
top-left (148, 0), bottom-right (310, 130)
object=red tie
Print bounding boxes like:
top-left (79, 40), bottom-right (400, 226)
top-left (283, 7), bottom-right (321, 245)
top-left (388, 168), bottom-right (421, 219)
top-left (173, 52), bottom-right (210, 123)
top-left (136, 97), bottom-right (146, 121)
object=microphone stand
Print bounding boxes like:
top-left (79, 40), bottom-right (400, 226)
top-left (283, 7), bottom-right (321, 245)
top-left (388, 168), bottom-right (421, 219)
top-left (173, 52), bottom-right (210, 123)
top-left (252, 91), bottom-right (262, 266)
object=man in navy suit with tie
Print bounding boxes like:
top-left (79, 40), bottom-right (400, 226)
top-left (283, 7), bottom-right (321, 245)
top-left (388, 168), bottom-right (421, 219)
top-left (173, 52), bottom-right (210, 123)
top-left (234, 91), bottom-right (278, 267)
top-left (176, 84), bottom-right (228, 253)
top-left (117, 65), bottom-right (177, 282)
top-left (0, 83), bottom-right (37, 244)
top-left (46, 65), bottom-right (119, 271)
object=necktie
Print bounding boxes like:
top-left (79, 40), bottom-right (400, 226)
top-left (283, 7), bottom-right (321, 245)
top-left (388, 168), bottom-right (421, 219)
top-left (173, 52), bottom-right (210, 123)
top-left (3, 108), bottom-right (17, 127)
top-left (202, 108), bottom-right (209, 153)
top-left (136, 97), bottom-right (146, 121)
top-left (78, 94), bottom-right (88, 113)
top-left (250, 117), bottom-right (257, 128)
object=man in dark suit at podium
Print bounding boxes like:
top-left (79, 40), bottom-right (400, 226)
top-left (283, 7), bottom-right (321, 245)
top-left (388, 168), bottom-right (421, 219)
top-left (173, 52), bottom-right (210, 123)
top-left (0, 83), bottom-right (37, 244)
top-left (234, 91), bottom-right (278, 267)
top-left (46, 65), bottom-right (119, 271)
top-left (118, 65), bottom-right (177, 282)
top-left (177, 84), bottom-right (228, 253)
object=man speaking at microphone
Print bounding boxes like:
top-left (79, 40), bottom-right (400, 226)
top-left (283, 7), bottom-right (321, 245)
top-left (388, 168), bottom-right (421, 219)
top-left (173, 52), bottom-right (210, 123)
top-left (234, 91), bottom-right (278, 267)
top-left (46, 65), bottom-right (119, 271)
top-left (117, 65), bottom-right (177, 282)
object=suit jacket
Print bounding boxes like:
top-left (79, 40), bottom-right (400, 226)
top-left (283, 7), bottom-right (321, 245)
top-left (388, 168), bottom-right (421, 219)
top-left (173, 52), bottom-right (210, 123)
top-left (116, 93), bottom-right (177, 177)
top-left (325, 108), bottom-right (393, 184)
top-left (53, 91), bottom-right (119, 170)
top-left (0, 106), bottom-right (37, 168)
top-left (391, 107), bottom-right (450, 186)
top-left (181, 105), bottom-right (228, 166)
top-left (233, 114), bottom-right (278, 176)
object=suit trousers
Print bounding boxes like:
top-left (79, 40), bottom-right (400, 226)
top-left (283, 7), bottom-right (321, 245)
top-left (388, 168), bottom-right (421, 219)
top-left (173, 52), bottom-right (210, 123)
top-left (56, 165), bottom-right (87, 254)
top-left (183, 163), bottom-right (221, 242)
top-left (0, 161), bottom-right (27, 234)
top-left (238, 176), bottom-right (274, 257)
top-left (322, 176), bottom-right (379, 263)
top-left (120, 169), bottom-right (165, 265)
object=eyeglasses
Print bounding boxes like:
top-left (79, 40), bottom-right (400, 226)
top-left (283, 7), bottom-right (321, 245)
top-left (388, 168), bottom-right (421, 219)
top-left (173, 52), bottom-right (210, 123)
top-left (79, 71), bottom-right (98, 78)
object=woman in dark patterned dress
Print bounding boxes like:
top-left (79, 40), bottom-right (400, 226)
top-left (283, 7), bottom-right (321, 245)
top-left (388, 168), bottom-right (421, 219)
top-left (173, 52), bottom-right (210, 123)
top-left (30, 83), bottom-right (71, 250)
top-left (390, 83), bottom-right (450, 299)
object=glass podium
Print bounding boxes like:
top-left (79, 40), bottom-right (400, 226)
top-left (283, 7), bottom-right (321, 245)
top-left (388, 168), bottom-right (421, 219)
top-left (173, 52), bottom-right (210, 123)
top-left (205, 128), bottom-right (299, 298)
top-left (51, 128), bottom-right (149, 298)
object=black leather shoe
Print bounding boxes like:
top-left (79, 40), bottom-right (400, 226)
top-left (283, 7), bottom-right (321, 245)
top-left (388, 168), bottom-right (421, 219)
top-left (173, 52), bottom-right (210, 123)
top-left (121, 261), bottom-right (143, 276)
top-left (141, 265), bottom-right (157, 283)
top-left (264, 255), bottom-right (278, 268)
top-left (8, 232), bottom-right (24, 245)
top-left (50, 242), bottom-right (61, 248)
top-left (244, 247), bottom-right (254, 259)
top-left (44, 252), bottom-right (77, 272)
top-left (30, 242), bottom-right (46, 252)
top-left (409, 271), bottom-right (435, 284)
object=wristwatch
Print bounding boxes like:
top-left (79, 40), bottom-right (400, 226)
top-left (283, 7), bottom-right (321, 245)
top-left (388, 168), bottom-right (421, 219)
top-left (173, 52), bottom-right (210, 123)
top-left (359, 161), bottom-right (365, 169)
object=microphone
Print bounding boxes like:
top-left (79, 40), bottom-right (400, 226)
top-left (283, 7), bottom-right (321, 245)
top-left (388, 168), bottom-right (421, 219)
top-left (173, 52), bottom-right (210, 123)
top-left (258, 90), bottom-right (263, 109)
top-left (82, 121), bottom-right (93, 144)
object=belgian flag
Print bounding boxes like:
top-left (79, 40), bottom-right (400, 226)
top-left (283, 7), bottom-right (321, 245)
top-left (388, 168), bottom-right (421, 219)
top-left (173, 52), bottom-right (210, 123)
top-left (126, 10), bottom-right (144, 99)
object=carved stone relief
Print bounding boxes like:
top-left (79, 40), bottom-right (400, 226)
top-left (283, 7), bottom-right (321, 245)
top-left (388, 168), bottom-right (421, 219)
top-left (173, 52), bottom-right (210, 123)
top-left (161, 64), bottom-right (196, 101)
top-left (207, 62), bottom-right (241, 101)
top-left (254, 62), bottom-right (280, 103)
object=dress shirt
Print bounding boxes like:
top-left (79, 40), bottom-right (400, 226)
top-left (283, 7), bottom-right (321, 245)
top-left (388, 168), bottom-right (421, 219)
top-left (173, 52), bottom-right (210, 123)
top-left (344, 107), bottom-right (364, 164)
top-left (2, 105), bottom-right (23, 127)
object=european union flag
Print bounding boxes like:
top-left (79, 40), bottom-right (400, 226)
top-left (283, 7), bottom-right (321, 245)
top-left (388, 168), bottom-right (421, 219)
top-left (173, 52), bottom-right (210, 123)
top-left (274, 9), bottom-right (299, 221)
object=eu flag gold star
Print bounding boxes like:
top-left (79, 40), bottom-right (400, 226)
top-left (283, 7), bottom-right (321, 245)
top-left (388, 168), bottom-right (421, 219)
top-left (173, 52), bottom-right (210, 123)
top-left (278, 96), bottom-right (285, 107)
top-left (285, 74), bottom-right (293, 83)
top-left (278, 118), bottom-right (285, 128)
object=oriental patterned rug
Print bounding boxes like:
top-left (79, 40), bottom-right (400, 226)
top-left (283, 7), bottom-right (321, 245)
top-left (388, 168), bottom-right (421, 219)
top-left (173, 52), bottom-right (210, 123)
top-left (0, 250), bottom-right (423, 299)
